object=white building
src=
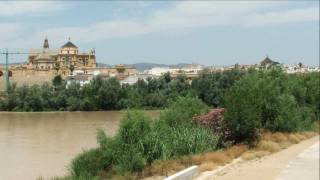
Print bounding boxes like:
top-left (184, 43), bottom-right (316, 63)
top-left (66, 74), bottom-right (93, 87)
top-left (144, 64), bottom-right (204, 76)
top-left (144, 67), bottom-right (170, 76)
top-left (120, 74), bottom-right (151, 85)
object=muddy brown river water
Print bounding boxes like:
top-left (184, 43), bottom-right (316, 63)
top-left (0, 111), bottom-right (159, 180)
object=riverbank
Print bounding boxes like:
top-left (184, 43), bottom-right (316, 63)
top-left (126, 131), bottom-right (318, 180)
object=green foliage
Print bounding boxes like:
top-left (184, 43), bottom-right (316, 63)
top-left (1, 69), bottom-right (318, 114)
top-left (223, 73), bottom-right (261, 144)
top-left (270, 95), bottom-right (313, 132)
top-left (160, 96), bottom-right (209, 127)
top-left (224, 69), bottom-right (318, 144)
top-left (192, 69), bottom-right (245, 107)
top-left (52, 75), bottom-right (64, 87)
top-left (117, 111), bottom-right (152, 145)
top-left (70, 148), bottom-right (106, 178)
top-left (69, 97), bottom-right (217, 178)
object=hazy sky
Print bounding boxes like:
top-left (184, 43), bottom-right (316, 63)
top-left (0, 1), bottom-right (319, 66)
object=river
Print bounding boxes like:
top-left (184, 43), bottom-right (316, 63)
top-left (0, 111), bottom-right (159, 180)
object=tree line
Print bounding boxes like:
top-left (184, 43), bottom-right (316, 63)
top-left (0, 69), bottom-right (245, 111)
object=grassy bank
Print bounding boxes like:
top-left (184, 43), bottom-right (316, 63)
top-left (54, 103), bottom-right (318, 179)
top-left (113, 131), bottom-right (317, 180)
top-left (54, 97), bottom-right (217, 180)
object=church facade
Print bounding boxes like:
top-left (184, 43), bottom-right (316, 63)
top-left (28, 37), bottom-right (96, 70)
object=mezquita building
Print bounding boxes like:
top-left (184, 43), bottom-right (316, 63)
top-left (0, 37), bottom-right (137, 90)
top-left (28, 37), bottom-right (96, 70)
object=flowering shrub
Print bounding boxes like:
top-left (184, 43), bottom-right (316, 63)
top-left (193, 108), bottom-right (233, 147)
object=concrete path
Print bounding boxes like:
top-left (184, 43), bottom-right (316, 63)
top-left (275, 142), bottom-right (319, 180)
top-left (196, 136), bottom-right (319, 180)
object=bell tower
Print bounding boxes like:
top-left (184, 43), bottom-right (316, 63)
top-left (43, 36), bottom-right (49, 49)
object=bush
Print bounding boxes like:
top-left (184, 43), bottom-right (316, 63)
top-left (193, 108), bottom-right (232, 147)
top-left (223, 73), bottom-right (261, 144)
top-left (224, 69), bottom-right (317, 144)
top-left (68, 97), bottom-right (218, 178)
top-left (70, 148), bottom-right (106, 178)
top-left (160, 96), bottom-right (210, 127)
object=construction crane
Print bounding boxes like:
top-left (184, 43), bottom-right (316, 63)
top-left (0, 49), bottom-right (28, 93)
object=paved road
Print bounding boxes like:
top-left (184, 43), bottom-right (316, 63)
top-left (275, 142), bottom-right (319, 180)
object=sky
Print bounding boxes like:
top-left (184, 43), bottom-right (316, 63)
top-left (0, 1), bottom-right (319, 66)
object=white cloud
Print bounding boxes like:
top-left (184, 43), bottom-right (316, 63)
top-left (0, 1), bottom-right (319, 48)
top-left (39, 1), bottom-right (318, 42)
top-left (149, 1), bottom-right (262, 29)
top-left (0, 1), bottom-right (66, 16)
top-left (245, 7), bottom-right (319, 27)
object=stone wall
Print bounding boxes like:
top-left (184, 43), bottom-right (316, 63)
top-left (0, 67), bottom-right (138, 91)
top-left (0, 69), bottom-right (57, 91)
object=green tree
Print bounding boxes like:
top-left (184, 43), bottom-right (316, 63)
top-left (69, 64), bottom-right (75, 75)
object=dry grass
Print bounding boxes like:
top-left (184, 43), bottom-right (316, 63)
top-left (225, 144), bottom-right (248, 158)
top-left (141, 144), bottom-right (248, 179)
top-left (241, 131), bottom-right (318, 161)
top-left (257, 140), bottom-right (281, 153)
top-left (241, 150), bottom-right (270, 160)
top-left (199, 162), bottom-right (217, 172)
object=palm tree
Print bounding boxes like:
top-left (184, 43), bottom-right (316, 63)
top-left (69, 64), bottom-right (75, 75)
top-left (54, 62), bottom-right (60, 74)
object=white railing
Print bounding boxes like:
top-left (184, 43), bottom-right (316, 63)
top-left (164, 166), bottom-right (198, 180)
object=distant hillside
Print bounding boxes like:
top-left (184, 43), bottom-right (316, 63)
top-left (96, 63), bottom-right (111, 67)
top-left (97, 62), bottom-right (198, 71)
top-left (127, 63), bottom-right (169, 71)
top-left (128, 63), bottom-right (196, 71)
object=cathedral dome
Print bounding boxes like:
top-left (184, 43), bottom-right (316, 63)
top-left (35, 51), bottom-right (53, 61)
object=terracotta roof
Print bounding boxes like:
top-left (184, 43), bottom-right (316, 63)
top-left (61, 41), bottom-right (78, 48)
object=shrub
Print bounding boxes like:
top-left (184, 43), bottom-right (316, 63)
top-left (70, 148), bottom-right (106, 178)
top-left (263, 94), bottom-right (313, 132)
top-left (117, 111), bottom-right (152, 145)
top-left (68, 97), bottom-right (217, 177)
top-left (224, 69), bottom-right (317, 144)
top-left (223, 74), bottom-right (261, 144)
top-left (111, 111), bottom-right (152, 173)
top-left (160, 96), bottom-right (210, 127)
top-left (193, 108), bottom-right (232, 147)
